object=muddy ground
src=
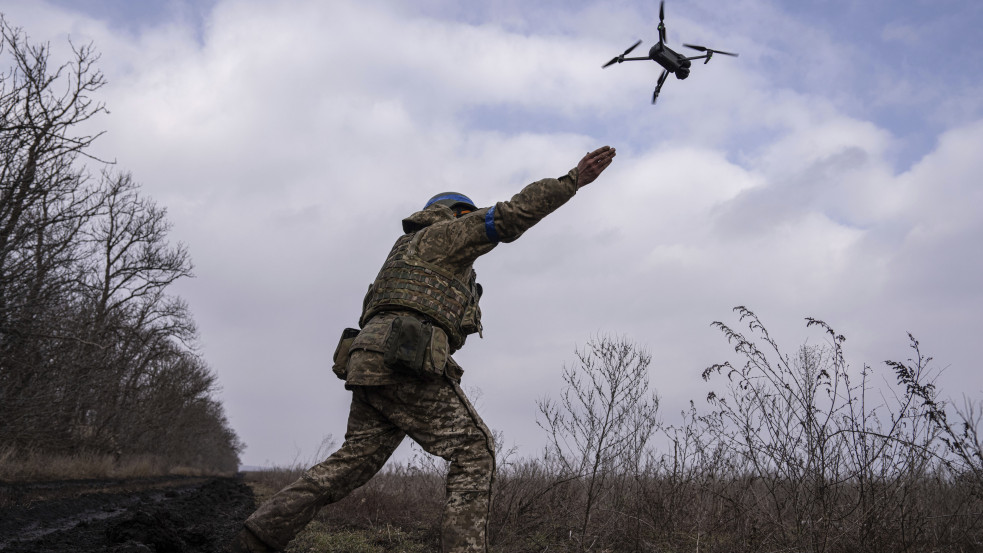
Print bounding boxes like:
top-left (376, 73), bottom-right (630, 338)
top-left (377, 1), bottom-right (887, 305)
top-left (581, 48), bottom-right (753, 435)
top-left (0, 475), bottom-right (255, 552)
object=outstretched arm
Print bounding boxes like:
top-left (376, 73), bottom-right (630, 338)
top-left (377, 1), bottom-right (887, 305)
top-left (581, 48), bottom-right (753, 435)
top-left (491, 145), bottom-right (617, 243)
top-left (416, 146), bottom-right (618, 268)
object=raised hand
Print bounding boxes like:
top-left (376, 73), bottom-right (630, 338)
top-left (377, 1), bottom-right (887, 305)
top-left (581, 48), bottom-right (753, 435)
top-left (576, 146), bottom-right (617, 187)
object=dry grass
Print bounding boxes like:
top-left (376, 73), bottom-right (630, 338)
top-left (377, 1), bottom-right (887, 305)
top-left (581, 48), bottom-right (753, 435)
top-left (243, 466), bottom-right (304, 493)
top-left (0, 446), bottom-right (230, 481)
top-left (286, 521), bottom-right (434, 553)
top-left (241, 454), bottom-right (983, 553)
top-left (245, 465), bottom-right (442, 552)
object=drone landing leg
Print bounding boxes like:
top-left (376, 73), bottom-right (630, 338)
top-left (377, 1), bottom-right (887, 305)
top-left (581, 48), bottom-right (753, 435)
top-left (652, 69), bottom-right (669, 104)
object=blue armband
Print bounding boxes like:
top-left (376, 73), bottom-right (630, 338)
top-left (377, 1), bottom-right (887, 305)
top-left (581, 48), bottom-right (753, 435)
top-left (484, 206), bottom-right (500, 243)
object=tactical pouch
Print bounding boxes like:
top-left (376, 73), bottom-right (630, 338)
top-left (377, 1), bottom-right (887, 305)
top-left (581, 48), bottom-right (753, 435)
top-left (383, 316), bottom-right (433, 376)
top-left (332, 327), bottom-right (360, 380)
top-left (461, 282), bottom-right (483, 337)
top-left (461, 302), bottom-right (483, 337)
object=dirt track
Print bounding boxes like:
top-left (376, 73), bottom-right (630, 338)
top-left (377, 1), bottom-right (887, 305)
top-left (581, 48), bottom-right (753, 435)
top-left (0, 475), bottom-right (255, 552)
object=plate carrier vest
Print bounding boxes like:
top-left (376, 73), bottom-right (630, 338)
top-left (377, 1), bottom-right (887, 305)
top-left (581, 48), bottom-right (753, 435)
top-left (360, 233), bottom-right (482, 351)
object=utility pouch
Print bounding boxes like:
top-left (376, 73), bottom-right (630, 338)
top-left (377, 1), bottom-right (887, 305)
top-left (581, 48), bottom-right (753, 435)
top-left (332, 327), bottom-right (360, 380)
top-left (461, 282), bottom-right (483, 338)
top-left (383, 316), bottom-right (433, 376)
top-left (461, 302), bottom-right (483, 337)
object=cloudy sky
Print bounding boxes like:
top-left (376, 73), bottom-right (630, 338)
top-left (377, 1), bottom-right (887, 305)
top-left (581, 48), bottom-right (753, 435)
top-left (5, 0), bottom-right (982, 468)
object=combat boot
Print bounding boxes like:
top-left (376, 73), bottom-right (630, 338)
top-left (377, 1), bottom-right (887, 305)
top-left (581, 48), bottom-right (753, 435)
top-left (230, 527), bottom-right (276, 553)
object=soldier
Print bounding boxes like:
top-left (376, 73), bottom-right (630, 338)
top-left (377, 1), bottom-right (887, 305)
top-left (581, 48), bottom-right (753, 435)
top-left (232, 145), bottom-right (617, 553)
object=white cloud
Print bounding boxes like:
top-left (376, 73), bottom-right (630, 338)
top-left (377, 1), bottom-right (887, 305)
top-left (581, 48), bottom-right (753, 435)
top-left (7, 0), bottom-right (983, 466)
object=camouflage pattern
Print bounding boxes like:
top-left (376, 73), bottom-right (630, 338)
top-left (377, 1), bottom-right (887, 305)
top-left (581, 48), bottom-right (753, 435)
top-left (360, 233), bottom-right (481, 351)
top-left (231, 527), bottom-right (273, 553)
top-left (242, 373), bottom-right (495, 552)
top-left (344, 310), bottom-right (451, 386)
top-left (347, 167), bottom-right (581, 387)
top-left (237, 168), bottom-right (581, 553)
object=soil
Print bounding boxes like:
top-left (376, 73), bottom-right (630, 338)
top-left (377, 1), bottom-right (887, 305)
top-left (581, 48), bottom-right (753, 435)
top-left (0, 475), bottom-right (255, 553)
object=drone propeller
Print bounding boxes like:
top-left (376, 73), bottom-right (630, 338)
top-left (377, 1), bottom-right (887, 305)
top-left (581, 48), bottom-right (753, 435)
top-left (683, 44), bottom-right (737, 57)
top-left (602, 39), bottom-right (643, 68)
top-left (657, 1), bottom-right (667, 44)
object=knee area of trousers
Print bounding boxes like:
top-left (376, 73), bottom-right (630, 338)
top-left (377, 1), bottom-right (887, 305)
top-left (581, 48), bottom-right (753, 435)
top-left (466, 428), bottom-right (495, 466)
top-left (461, 443), bottom-right (495, 475)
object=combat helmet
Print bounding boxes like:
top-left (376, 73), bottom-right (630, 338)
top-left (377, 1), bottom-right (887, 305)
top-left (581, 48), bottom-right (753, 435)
top-left (425, 192), bottom-right (477, 217)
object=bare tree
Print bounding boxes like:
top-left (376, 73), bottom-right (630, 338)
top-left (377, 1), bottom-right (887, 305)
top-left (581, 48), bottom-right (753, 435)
top-left (0, 16), bottom-right (106, 449)
top-left (0, 17), bottom-right (242, 474)
top-left (71, 171), bottom-right (195, 451)
top-left (537, 335), bottom-right (660, 550)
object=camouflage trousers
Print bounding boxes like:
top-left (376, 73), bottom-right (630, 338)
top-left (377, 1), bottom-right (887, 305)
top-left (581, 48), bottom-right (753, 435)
top-left (243, 376), bottom-right (496, 553)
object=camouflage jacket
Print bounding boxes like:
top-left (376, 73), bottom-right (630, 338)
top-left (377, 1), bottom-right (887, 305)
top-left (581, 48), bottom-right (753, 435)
top-left (345, 167), bottom-right (580, 386)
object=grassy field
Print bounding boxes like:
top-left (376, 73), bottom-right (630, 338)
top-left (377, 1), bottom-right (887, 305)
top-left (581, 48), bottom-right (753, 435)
top-left (244, 468), bottom-right (438, 553)
top-left (243, 457), bottom-right (983, 553)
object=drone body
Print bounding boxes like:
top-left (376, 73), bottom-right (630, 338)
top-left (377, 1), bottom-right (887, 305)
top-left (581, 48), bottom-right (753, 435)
top-left (603, 1), bottom-right (736, 104)
top-left (648, 42), bottom-right (692, 80)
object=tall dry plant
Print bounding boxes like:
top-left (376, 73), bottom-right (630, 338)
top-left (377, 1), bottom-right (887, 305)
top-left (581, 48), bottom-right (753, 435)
top-left (888, 334), bottom-right (983, 491)
top-left (695, 306), bottom-right (957, 552)
top-left (536, 335), bottom-right (659, 551)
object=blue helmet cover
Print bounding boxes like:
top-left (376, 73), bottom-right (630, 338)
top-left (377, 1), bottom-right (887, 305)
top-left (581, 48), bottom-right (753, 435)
top-left (425, 192), bottom-right (476, 210)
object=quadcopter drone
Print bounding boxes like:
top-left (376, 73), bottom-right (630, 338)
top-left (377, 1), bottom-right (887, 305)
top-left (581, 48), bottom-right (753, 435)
top-left (603, 1), bottom-right (737, 104)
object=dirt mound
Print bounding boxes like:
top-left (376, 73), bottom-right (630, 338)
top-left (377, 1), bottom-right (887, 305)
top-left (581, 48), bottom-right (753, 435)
top-left (0, 476), bottom-right (255, 553)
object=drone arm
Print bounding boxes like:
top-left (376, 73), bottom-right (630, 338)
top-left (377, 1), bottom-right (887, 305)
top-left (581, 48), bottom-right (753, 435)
top-left (652, 69), bottom-right (669, 104)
